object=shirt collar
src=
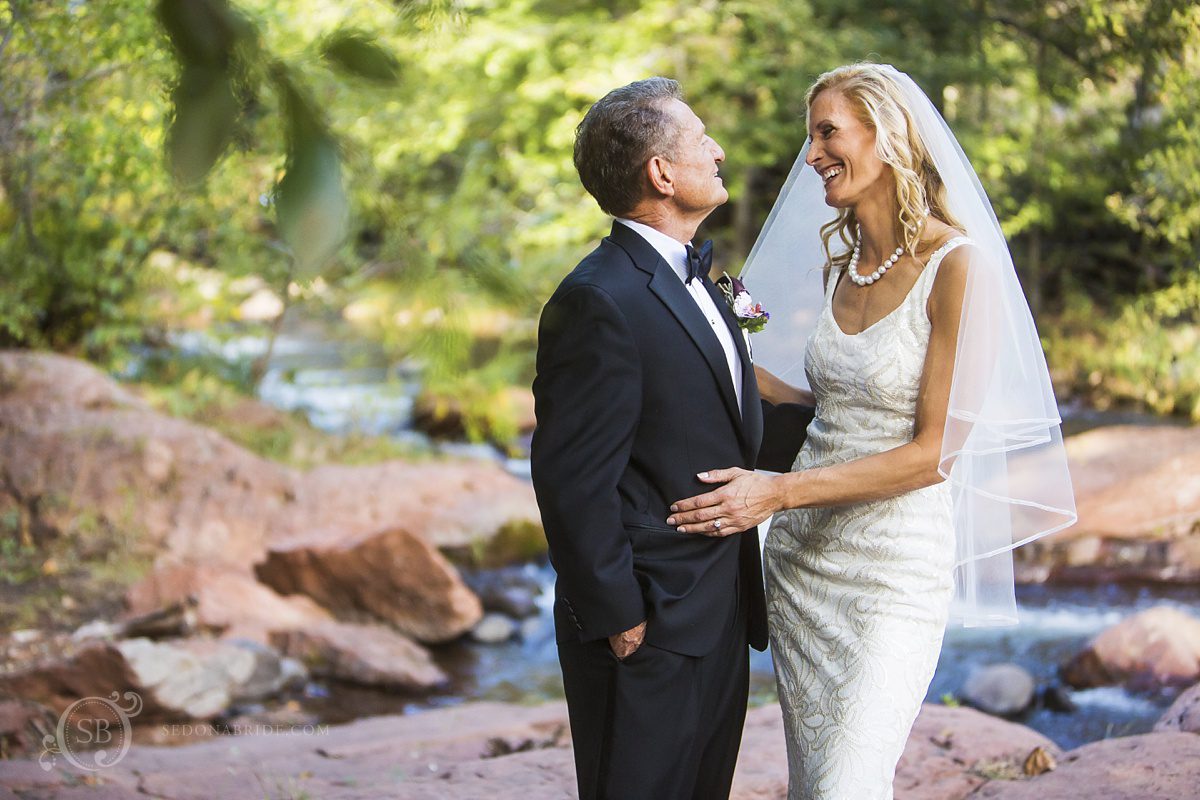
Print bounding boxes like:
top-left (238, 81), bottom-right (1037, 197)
top-left (615, 218), bottom-right (690, 283)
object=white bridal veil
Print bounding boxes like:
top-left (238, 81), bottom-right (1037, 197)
top-left (743, 65), bottom-right (1078, 627)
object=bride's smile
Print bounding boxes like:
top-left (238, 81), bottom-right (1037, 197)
top-left (820, 165), bottom-right (843, 183)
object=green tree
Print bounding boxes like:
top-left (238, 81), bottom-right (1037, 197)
top-left (2, 0), bottom-right (1197, 430)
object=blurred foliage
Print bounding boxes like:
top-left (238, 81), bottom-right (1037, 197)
top-left (0, 0), bottom-right (1198, 435)
top-left (0, 526), bottom-right (154, 631)
top-left (1045, 269), bottom-right (1200, 421)
top-left (0, 487), bottom-right (153, 632)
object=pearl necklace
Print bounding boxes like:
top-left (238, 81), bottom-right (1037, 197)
top-left (847, 242), bottom-right (902, 286)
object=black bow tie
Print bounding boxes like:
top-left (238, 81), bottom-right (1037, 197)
top-left (685, 240), bottom-right (713, 285)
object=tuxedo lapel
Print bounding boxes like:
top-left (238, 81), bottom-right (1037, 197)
top-left (647, 266), bottom-right (746, 438)
top-left (608, 223), bottom-right (745, 443)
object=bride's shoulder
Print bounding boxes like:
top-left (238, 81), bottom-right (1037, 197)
top-left (916, 222), bottom-right (974, 270)
top-left (918, 219), bottom-right (968, 252)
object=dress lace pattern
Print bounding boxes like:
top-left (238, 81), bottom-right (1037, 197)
top-left (764, 238), bottom-right (970, 800)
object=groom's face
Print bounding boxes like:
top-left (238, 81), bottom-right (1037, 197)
top-left (659, 99), bottom-right (728, 215)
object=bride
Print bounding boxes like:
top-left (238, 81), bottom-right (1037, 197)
top-left (665, 64), bottom-right (1077, 798)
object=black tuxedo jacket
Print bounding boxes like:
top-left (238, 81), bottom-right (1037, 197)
top-left (531, 221), bottom-right (772, 657)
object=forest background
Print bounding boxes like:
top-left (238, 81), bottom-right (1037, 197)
top-left (2, 0), bottom-right (1198, 445)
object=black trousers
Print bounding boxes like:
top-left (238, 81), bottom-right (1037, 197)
top-left (556, 605), bottom-right (750, 800)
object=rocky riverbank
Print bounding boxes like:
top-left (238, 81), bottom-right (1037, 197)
top-left (4, 350), bottom-right (1200, 796)
top-left (2, 696), bottom-right (1199, 799)
top-left (0, 350), bottom-right (544, 721)
top-left (1014, 424), bottom-right (1200, 584)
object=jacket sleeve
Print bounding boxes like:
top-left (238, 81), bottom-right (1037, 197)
top-left (530, 283), bottom-right (645, 641)
top-left (756, 400), bottom-right (815, 473)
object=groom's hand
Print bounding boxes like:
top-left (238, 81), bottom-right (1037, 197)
top-left (608, 620), bottom-right (647, 660)
top-left (666, 468), bottom-right (781, 536)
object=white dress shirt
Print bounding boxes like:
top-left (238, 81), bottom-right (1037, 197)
top-left (615, 218), bottom-right (743, 414)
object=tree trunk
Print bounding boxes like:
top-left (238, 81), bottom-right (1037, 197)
top-left (734, 165), bottom-right (759, 267)
top-left (251, 258), bottom-right (296, 390)
top-left (1028, 35), bottom-right (1046, 317)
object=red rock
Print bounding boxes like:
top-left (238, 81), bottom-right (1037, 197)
top-left (269, 619), bottom-right (447, 689)
top-left (124, 563), bottom-right (333, 642)
top-left (256, 525), bottom-right (482, 643)
top-left (1155, 681), bottom-right (1200, 735)
top-left (0, 351), bottom-right (292, 569)
top-left (1, 352), bottom-right (543, 639)
top-left (0, 637), bottom-right (159, 716)
top-left (0, 631), bottom-right (293, 722)
top-left (387, 747), bottom-right (577, 799)
top-left (1015, 425), bottom-right (1200, 584)
top-left (125, 564), bottom-right (446, 690)
top-left (728, 702), bottom-right (1060, 800)
top-left (726, 703), bottom-right (787, 797)
top-left (972, 732), bottom-right (1200, 799)
top-left (0, 702), bottom-right (573, 799)
top-left (0, 698), bottom-right (58, 758)
top-left (0, 699), bottom-right (1083, 800)
top-left (7, 786), bottom-right (145, 800)
top-left (1062, 606), bottom-right (1200, 690)
top-left (288, 460), bottom-right (544, 564)
top-left (1, 353), bottom-right (544, 671)
top-left (894, 705), bottom-right (1061, 800)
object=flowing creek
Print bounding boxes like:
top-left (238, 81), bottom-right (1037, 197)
top-left (304, 576), bottom-right (1198, 751)
top-left (160, 320), bottom-right (1198, 752)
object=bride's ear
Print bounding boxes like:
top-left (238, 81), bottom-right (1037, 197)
top-left (646, 155), bottom-right (675, 198)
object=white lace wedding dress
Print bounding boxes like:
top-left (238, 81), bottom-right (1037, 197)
top-left (764, 237), bottom-right (970, 800)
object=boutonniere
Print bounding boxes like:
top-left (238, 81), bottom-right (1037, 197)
top-left (715, 272), bottom-right (770, 333)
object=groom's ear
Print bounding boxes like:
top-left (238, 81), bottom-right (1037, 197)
top-left (646, 156), bottom-right (675, 198)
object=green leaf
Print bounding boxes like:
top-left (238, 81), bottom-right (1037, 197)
top-left (166, 65), bottom-right (239, 186)
top-left (155, 0), bottom-right (246, 67)
top-left (275, 82), bottom-right (349, 275)
top-left (320, 31), bottom-right (401, 84)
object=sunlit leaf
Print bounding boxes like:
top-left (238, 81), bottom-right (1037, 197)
top-left (320, 31), bottom-right (401, 84)
top-left (461, 249), bottom-right (536, 311)
top-left (166, 65), bottom-right (238, 185)
top-left (274, 80), bottom-right (349, 275)
top-left (155, 0), bottom-right (247, 67)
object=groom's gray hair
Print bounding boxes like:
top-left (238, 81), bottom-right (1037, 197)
top-left (574, 77), bottom-right (683, 217)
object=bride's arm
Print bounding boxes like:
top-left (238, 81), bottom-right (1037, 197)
top-left (755, 365), bottom-right (815, 406)
top-left (667, 250), bottom-right (968, 534)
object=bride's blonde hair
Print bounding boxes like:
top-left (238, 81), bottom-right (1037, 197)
top-left (806, 63), bottom-right (961, 271)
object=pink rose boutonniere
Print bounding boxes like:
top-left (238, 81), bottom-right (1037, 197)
top-left (715, 273), bottom-right (770, 334)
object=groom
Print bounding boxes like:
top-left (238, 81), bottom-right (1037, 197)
top-left (532, 78), bottom-right (807, 800)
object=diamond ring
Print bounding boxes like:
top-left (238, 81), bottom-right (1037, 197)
top-left (713, 519), bottom-right (722, 530)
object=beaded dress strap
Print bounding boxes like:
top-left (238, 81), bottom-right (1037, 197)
top-left (917, 236), bottom-right (972, 303)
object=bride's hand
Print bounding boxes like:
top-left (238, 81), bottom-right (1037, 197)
top-left (666, 468), bottom-right (782, 536)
